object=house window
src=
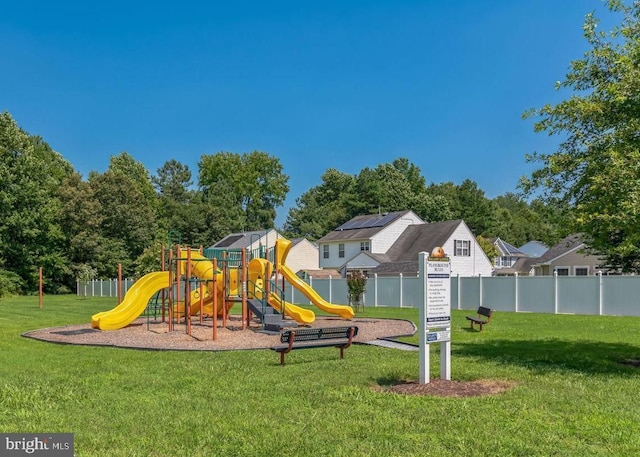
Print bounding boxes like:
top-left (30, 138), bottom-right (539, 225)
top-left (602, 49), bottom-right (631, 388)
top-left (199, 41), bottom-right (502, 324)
top-left (454, 240), bottom-right (470, 256)
top-left (339, 243), bottom-right (345, 258)
top-left (323, 245), bottom-right (329, 259)
top-left (360, 241), bottom-right (370, 252)
top-left (556, 267), bottom-right (569, 276)
top-left (575, 267), bottom-right (589, 276)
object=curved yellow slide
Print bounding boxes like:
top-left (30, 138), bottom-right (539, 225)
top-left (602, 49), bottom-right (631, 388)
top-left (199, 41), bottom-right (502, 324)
top-left (175, 252), bottom-right (236, 317)
top-left (248, 257), bottom-right (315, 324)
top-left (91, 271), bottom-right (170, 330)
top-left (275, 239), bottom-right (354, 320)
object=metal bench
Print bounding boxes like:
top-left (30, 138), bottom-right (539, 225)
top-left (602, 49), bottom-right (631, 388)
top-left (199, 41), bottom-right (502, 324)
top-left (271, 326), bottom-right (358, 365)
top-left (465, 306), bottom-right (493, 331)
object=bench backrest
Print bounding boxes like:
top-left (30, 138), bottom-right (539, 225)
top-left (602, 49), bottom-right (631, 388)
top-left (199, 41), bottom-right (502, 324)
top-left (280, 326), bottom-right (358, 343)
top-left (477, 306), bottom-right (492, 318)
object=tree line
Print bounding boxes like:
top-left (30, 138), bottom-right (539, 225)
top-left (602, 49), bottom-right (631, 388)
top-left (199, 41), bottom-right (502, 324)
top-left (2, 1), bottom-right (639, 293)
top-left (0, 112), bottom-right (571, 295)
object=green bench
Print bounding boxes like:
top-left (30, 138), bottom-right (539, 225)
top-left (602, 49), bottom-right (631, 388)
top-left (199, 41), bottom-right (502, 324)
top-left (272, 326), bottom-right (359, 365)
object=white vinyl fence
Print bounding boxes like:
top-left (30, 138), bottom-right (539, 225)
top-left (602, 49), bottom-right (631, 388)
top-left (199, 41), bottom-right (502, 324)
top-left (76, 279), bottom-right (135, 298)
top-left (285, 272), bottom-right (640, 317)
top-left (79, 273), bottom-right (640, 317)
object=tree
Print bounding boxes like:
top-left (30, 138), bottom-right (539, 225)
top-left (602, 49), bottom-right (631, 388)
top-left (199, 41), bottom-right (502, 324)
top-left (89, 170), bottom-right (157, 277)
top-left (198, 151), bottom-right (289, 231)
top-left (58, 172), bottom-right (106, 287)
top-left (283, 168), bottom-right (355, 239)
top-left (0, 112), bottom-right (74, 292)
top-left (522, 1), bottom-right (640, 271)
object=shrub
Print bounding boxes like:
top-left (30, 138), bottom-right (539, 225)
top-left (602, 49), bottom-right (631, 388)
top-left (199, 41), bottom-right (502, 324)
top-left (346, 270), bottom-right (367, 305)
top-left (0, 270), bottom-right (23, 297)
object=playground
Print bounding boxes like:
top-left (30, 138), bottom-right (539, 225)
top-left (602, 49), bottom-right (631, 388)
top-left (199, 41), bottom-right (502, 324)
top-left (24, 315), bottom-right (415, 352)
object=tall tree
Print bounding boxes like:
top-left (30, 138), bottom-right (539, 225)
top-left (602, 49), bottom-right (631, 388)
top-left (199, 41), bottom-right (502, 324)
top-left (0, 112), bottom-right (74, 292)
top-left (89, 170), bottom-right (157, 277)
top-left (284, 168), bottom-right (355, 239)
top-left (58, 172), bottom-right (106, 285)
top-left (198, 151), bottom-right (289, 231)
top-left (522, 1), bottom-right (640, 271)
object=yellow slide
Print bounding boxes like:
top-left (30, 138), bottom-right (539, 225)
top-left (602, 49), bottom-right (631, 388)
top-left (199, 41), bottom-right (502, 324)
top-left (248, 257), bottom-right (316, 324)
top-left (275, 239), bottom-right (355, 320)
top-left (91, 271), bottom-right (170, 330)
top-left (175, 252), bottom-right (235, 317)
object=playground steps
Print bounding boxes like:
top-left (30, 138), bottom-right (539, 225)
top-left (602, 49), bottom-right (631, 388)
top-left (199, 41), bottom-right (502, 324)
top-left (247, 298), bottom-right (298, 332)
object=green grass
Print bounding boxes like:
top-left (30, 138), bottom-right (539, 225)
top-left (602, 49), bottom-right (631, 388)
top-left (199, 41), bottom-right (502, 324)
top-left (2, 296), bottom-right (640, 456)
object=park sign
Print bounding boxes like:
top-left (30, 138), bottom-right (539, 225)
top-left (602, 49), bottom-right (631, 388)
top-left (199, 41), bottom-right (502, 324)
top-left (425, 253), bottom-right (451, 328)
top-left (418, 248), bottom-right (451, 384)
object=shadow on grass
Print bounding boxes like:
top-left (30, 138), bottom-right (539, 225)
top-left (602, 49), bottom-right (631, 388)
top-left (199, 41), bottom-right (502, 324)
top-left (453, 338), bottom-right (640, 375)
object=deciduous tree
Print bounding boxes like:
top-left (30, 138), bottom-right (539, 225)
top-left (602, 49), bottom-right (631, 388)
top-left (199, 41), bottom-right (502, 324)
top-left (522, 1), bottom-right (640, 271)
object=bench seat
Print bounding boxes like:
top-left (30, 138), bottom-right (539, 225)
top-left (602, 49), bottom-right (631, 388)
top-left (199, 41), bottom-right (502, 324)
top-left (465, 306), bottom-right (492, 331)
top-left (271, 326), bottom-right (358, 365)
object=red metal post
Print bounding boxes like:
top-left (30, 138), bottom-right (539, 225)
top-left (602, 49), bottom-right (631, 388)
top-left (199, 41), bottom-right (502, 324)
top-left (212, 257), bottom-right (218, 341)
top-left (168, 249), bottom-right (174, 332)
top-left (241, 248), bottom-right (247, 330)
top-left (117, 263), bottom-right (122, 304)
top-left (39, 267), bottom-right (43, 309)
top-left (186, 247), bottom-right (192, 336)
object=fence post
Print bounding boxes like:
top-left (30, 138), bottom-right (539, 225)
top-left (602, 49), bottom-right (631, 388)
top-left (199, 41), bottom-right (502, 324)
top-left (374, 273), bottom-right (378, 308)
top-left (329, 275), bottom-right (332, 303)
top-left (457, 274), bottom-right (461, 310)
top-left (399, 273), bottom-right (403, 308)
top-left (514, 272), bottom-right (519, 312)
top-left (479, 274), bottom-right (483, 308)
top-left (309, 276), bottom-right (313, 305)
top-left (598, 271), bottom-right (603, 315)
top-left (554, 270), bottom-right (559, 314)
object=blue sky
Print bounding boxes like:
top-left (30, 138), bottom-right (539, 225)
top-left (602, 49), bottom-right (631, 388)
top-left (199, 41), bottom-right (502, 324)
top-left (1, 1), bottom-right (615, 226)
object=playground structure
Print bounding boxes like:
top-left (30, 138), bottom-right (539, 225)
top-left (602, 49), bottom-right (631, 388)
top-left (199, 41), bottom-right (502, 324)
top-left (91, 238), bottom-right (354, 338)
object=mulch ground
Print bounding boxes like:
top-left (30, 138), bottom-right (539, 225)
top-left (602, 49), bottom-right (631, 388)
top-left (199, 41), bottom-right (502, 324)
top-left (23, 315), bottom-right (514, 397)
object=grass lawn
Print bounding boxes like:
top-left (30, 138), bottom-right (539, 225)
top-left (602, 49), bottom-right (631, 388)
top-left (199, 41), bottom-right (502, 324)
top-left (2, 295), bottom-right (640, 456)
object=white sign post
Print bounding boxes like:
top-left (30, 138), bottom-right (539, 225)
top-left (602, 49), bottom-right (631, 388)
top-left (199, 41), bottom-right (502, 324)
top-left (418, 251), bottom-right (451, 384)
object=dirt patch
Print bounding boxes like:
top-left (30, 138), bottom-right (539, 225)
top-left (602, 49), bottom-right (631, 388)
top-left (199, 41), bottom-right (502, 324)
top-left (376, 379), bottom-right (515, 397)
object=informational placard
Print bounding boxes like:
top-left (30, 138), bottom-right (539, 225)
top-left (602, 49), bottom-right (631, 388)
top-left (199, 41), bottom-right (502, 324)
top-left (426, 259), bottom-right (451, 327)
top-left (426, 329), bottom-right (450, 343)
top-left (418, 250), bottom-right (451, 384)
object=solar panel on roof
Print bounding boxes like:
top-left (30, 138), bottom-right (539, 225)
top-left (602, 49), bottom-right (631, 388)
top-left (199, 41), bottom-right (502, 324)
top-left (372, 213), bottom-right (397, 227)
top-left (215, 234), bottom-right (244, 247)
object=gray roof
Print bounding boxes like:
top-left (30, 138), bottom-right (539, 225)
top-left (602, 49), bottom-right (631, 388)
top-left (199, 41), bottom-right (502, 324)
top-left (492, 238), bottom-right (528, 257)
top-left (386, 220), bottom-right (463, 261)
top-left (534, 234), bottom-right (585, 265)
top-left (371, 220), bottom-right (464, 275)
top-left (210, 229), bottom-right (277, 250)
top-left (519, 240), bottom-right (549, 257)
top-left (317, 210), bottom-right (414, 243)
top-left (494, 257), bottom-right (538, 275)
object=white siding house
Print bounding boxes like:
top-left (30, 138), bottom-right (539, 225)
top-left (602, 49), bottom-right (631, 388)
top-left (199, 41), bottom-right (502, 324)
top-left (317, 211), bottom-right (423, 269)
top-left (317, 212), bottom-right (493, 277)
top-left (284, 238), bottom-right (319, 273)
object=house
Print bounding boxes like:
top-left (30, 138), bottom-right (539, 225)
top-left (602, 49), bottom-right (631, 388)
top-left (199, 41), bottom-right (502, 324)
top-left (519, 240), bottom-right (549, 258)
top-left (491, 237), bottom-right (529, 270)
top-left (317, 210), bottom-right (424, 271)
top-left (284, 238), bottom-right (319, 274)
top-left (531, 234), bottom-right (608, 276)
top-left (209, 229), bottom-right (284, 258)
top-left (490, 237), bottom-right (535, 276)
top-left (317, 211), bottom-right (493, 277)
top-left (370, 220), bottom-right (494, 277)
top-left (209, 231), bottom-right (320, 273)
